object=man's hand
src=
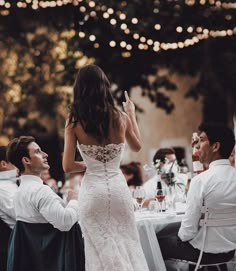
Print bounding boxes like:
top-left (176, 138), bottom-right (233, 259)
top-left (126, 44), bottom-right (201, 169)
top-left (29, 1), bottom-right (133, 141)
top-left (67, 189), bottom-right (78, 202)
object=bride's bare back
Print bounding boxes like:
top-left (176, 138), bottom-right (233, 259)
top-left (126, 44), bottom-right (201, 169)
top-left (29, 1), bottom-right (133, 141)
top-left (74, 111), bottom-right (126, 146)
top-left (63, 90), bottom-right (141, 173)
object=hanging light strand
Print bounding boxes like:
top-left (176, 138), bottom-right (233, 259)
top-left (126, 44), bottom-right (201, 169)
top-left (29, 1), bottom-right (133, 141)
top-left (1, 0), bottom-right (235, 56)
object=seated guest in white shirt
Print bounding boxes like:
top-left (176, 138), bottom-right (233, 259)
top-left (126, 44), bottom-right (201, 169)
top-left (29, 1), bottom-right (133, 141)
top-left (157, 123), bottom-right (236, 270)
top-left (143, 148), bottom-right (176, 198)
top-left (6, 136), bottom-right (85, 271)
top-left (143, 148), bottom-right (187, 207)
top-left (0, 146), bottom-right (18, 271)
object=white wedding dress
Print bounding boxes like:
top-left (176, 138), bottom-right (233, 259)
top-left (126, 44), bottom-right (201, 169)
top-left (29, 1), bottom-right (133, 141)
top-left (78, 143), bottom-right (149, 271)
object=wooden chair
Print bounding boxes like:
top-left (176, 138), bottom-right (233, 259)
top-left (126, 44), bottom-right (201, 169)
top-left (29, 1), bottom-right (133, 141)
top-left (171, 206), bottom-right (236, 271)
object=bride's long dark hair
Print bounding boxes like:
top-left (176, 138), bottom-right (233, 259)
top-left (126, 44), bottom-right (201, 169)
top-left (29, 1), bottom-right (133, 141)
top-left (68, 64), bottom-right (119, 143)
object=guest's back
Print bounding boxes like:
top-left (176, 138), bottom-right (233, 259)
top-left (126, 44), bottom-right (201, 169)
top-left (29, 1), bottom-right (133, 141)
top-left (6, 136), bottom-right (84, 271)
top-left (182, 161), bottom-right (236, 253)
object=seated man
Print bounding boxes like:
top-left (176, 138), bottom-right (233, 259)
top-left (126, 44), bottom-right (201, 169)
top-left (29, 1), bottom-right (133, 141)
top-left (0, 146), bottom-right (18, 271)
top-left (157, 123), bottom-right (236, 269)
top-left (6, 136), bottom-right (85, 271)
top-left (143, 148), bottom-right (187, 207)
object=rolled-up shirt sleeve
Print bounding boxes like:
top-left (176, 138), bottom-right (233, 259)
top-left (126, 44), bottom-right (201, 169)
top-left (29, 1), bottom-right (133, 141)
top-left (33, 185), bottom-right (79, 232)
top-left (178, 176), bottom-right (203, 241)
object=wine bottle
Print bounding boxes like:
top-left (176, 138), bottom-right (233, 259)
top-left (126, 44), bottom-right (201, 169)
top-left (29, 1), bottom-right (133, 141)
top-left (157, 180), bottom-right (162, 190)
top-left (192, 132), bottom-right (204, 175)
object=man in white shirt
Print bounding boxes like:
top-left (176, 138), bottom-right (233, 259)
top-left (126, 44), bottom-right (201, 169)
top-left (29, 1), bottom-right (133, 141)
top-left (6, 136), bottom-right (84, 271)
top-left (143, 148), bottom-right (187, 206)
top-left (157, 123), bottom-right (236, 268)
top-left (7, 136), bottom-right (79, 230)
top-left (0, 146), bottom-right (18, 271)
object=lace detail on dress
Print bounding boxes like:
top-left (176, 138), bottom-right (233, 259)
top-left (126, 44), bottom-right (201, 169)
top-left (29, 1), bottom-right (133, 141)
top-left (79, 143), bottom-right (124, 163)
top-left (78, 141), bottom-right (149, 271)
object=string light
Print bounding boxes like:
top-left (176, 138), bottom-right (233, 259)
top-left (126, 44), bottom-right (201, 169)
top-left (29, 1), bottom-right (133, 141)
top-left (89, 34), bottom-right (96, 41)
top-left (187, 26), bottom-right (194, 33)
top-left (107, 8), bottom-right (114, 14)
top-left (0, 0), bottom-right (235, 10)
top-left (109, 40), bottom-right (116, 47)
top-left (120, 23), bottom-right (127, 30)
top-left (131, 18), bottom-right (138, 24)
top-left (120, 41), bottom-right (126, 48)
top-left (176, 26), bottom-right (183, 33)
top-left (0, 0), bottom-right (235, 57)
top-left (119, 13), bottom-right (126, 20)
top-left (121, 51), bottom-right (131, 58)
top-left (154, 24), bottom-right (161, 30)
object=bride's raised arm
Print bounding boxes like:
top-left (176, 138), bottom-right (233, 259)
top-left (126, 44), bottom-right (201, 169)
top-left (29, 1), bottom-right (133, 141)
top-left (122, 91), bottom-right (141, 152)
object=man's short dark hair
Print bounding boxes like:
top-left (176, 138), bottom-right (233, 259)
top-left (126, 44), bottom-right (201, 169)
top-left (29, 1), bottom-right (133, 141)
top-left (0, 146), bottom-right (7, 162)
top-left (7, 136), bottom-right (35, 174)
top-left (153, 148), bottom-right (175, 165)
top-left (198, 122), bottom-right (235, 159)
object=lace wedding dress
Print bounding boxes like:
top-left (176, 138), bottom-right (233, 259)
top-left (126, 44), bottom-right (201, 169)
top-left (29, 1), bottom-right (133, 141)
top-left (78, 143), bottom-right (149, 271)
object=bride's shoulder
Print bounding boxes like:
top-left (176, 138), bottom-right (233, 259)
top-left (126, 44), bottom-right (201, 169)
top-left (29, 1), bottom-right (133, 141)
top-left (65, 118), bottom-right (82, 128)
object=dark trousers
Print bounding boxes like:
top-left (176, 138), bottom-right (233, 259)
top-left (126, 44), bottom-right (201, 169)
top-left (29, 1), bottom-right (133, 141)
top-left (0, 219), bottom-right (12, 271)
top-left (156, 222), bottom-right (235, 271)
top-left (0, 252), bottom-right (8, 271)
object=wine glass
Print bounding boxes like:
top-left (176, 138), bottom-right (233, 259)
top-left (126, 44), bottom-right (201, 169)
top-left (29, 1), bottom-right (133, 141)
top-left (155, 188), bottom-right (166, 213)
top-left (133, 186), bottom-right (146, 211)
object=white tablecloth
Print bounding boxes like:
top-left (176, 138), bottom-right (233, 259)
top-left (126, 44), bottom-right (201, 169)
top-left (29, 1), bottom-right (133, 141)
top-left (135, 211), bottom-right (184, 271)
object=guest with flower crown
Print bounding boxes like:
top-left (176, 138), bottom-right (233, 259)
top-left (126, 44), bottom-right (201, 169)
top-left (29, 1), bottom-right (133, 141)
top-left (143, 148), bottom-right (187, 206)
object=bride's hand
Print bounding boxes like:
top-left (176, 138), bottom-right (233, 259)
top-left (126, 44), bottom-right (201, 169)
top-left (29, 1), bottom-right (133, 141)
top-left (122, 91), bottom-right (135, 116)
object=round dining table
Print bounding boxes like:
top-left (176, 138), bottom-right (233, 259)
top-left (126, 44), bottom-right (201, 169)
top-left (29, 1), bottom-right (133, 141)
top-left (135, 203), bottom-right (186, 271)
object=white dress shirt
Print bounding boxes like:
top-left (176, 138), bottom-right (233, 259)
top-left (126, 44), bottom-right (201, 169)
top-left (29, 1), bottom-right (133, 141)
top-left (14, 175), bottom-right (79, 232)
top-left (0, 170), bottom-right (18, 228)
top-left (178, 159), bottom-right (236, 253)
top-left (143, 173), bottom-right (187, 199)
top-left (143, 175), bottom-right (158, 198)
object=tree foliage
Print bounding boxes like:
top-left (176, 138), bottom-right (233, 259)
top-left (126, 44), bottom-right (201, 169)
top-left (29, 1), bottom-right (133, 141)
top-left (0, 0), bottom-right (235, 140)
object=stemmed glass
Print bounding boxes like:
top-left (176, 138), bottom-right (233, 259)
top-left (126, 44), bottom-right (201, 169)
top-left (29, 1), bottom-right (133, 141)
top-left (133, 186), bottom-right (146, 211)
top-left (155, 188), bottom-right (166, 213)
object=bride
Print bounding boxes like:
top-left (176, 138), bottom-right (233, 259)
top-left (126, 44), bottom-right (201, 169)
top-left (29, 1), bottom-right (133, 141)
top-left (63, 64), bottom-right (149, 271)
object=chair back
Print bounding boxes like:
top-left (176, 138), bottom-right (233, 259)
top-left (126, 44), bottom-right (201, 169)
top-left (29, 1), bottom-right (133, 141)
top-left (194, 206), bottom-right (236, 271)
top-left (7, 221), bottom-right (85, 271)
